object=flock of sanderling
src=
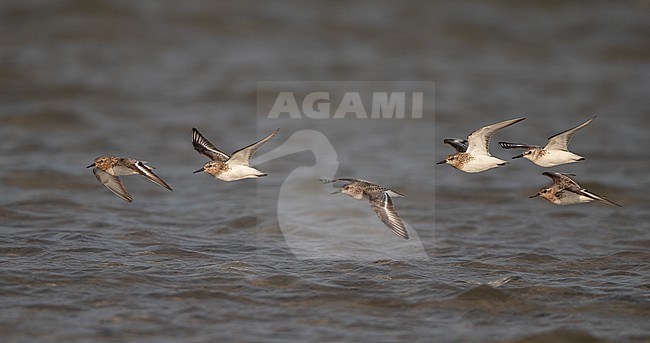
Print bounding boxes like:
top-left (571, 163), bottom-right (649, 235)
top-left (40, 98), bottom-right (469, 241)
top-left (89, 117), bottom-right (620, 240)
top-left (436, 116), bottom-right (621, 209)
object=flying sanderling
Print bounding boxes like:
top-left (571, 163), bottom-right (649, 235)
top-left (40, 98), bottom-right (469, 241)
top-left (87, 156), bottom-right (172, 203)
top-left (530, 172), bottom-right (621, 207)
top-left (319, 178), bottom-right (409, 240)
top-left (437, 117), bottom-right (526, 173)
top-left (192, 127), bottom-right (279, 182)
top-left (499, 116), bottom-right (595, 167)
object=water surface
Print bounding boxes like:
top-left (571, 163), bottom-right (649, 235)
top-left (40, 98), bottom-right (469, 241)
top-left (1, 1), bottom-right (649, 342)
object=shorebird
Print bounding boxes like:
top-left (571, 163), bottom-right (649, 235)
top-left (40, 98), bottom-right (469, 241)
top-left (87, 156), bottom-right (172, 202)
top-left (192, 128), bottom-right (279, 181)
top-left (437, 117), bottom-right (526, 173)
top-left (499, 116), bottom-right (595, 167)
top-left (319, 178), bottom-right (409, 239)
top-left (531, 172), bottom-right (621, 207)
top-left (252, 130), bottom-right (429, 260)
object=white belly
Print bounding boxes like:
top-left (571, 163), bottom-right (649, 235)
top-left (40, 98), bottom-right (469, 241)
top-left (553, 192), bottom-right (594, 205)
top-left (461, 155), bottom-right (508, 173)
top-left (532, 150), bottom-right (584, 167)
top-left (218, 164), bottom-right (265, 181)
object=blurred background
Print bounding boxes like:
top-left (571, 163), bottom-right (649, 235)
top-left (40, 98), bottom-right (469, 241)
top-left (0, 1), bottom-right (648, 342)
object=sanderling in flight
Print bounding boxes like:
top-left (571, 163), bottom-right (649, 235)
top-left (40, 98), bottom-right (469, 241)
top-left (530, 172), bottom-right (621, 207)
top-left (437, 117), bottom-right (526, 173)
top-left (319, 178), bottom-right (409, 240)
top-left (87, 156), bottom-right (172, 203)
top-left (499, 116), bottom-right (595, 167)
top-left (192, 127), bottom-right (279, 182)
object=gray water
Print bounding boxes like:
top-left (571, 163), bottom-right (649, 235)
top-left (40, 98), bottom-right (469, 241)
top-left (1, 1), bottom-right (649, 342)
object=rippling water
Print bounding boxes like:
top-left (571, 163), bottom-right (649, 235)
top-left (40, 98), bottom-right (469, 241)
top-left (1, 1), bottom-right (649, 342)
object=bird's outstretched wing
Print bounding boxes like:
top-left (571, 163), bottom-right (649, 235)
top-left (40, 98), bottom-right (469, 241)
top-left (192, 128), bottom-right (230, 162)
top-left (444, 138), bottom-right (469, 152)
top-left (544, 116), bottom-right (595, 151)
top-left (466, 117), bottom-right (526, 156)
top-left (93, 168), bottom-right (133, 203)
top-left (574, 188), bottom-right (622, 207)
top-left (129, 160), bottom-right (173, 191)
top-left (229, 129), bottom-right (280, 166)
top-left (319, 177), bottom-right (364, 184)
top-left (498, 142), bottom-right (537, 150)
top-left (542, 172), bottom-right (580, 190)
top-left (369, 192), bottom-right (409, 240)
